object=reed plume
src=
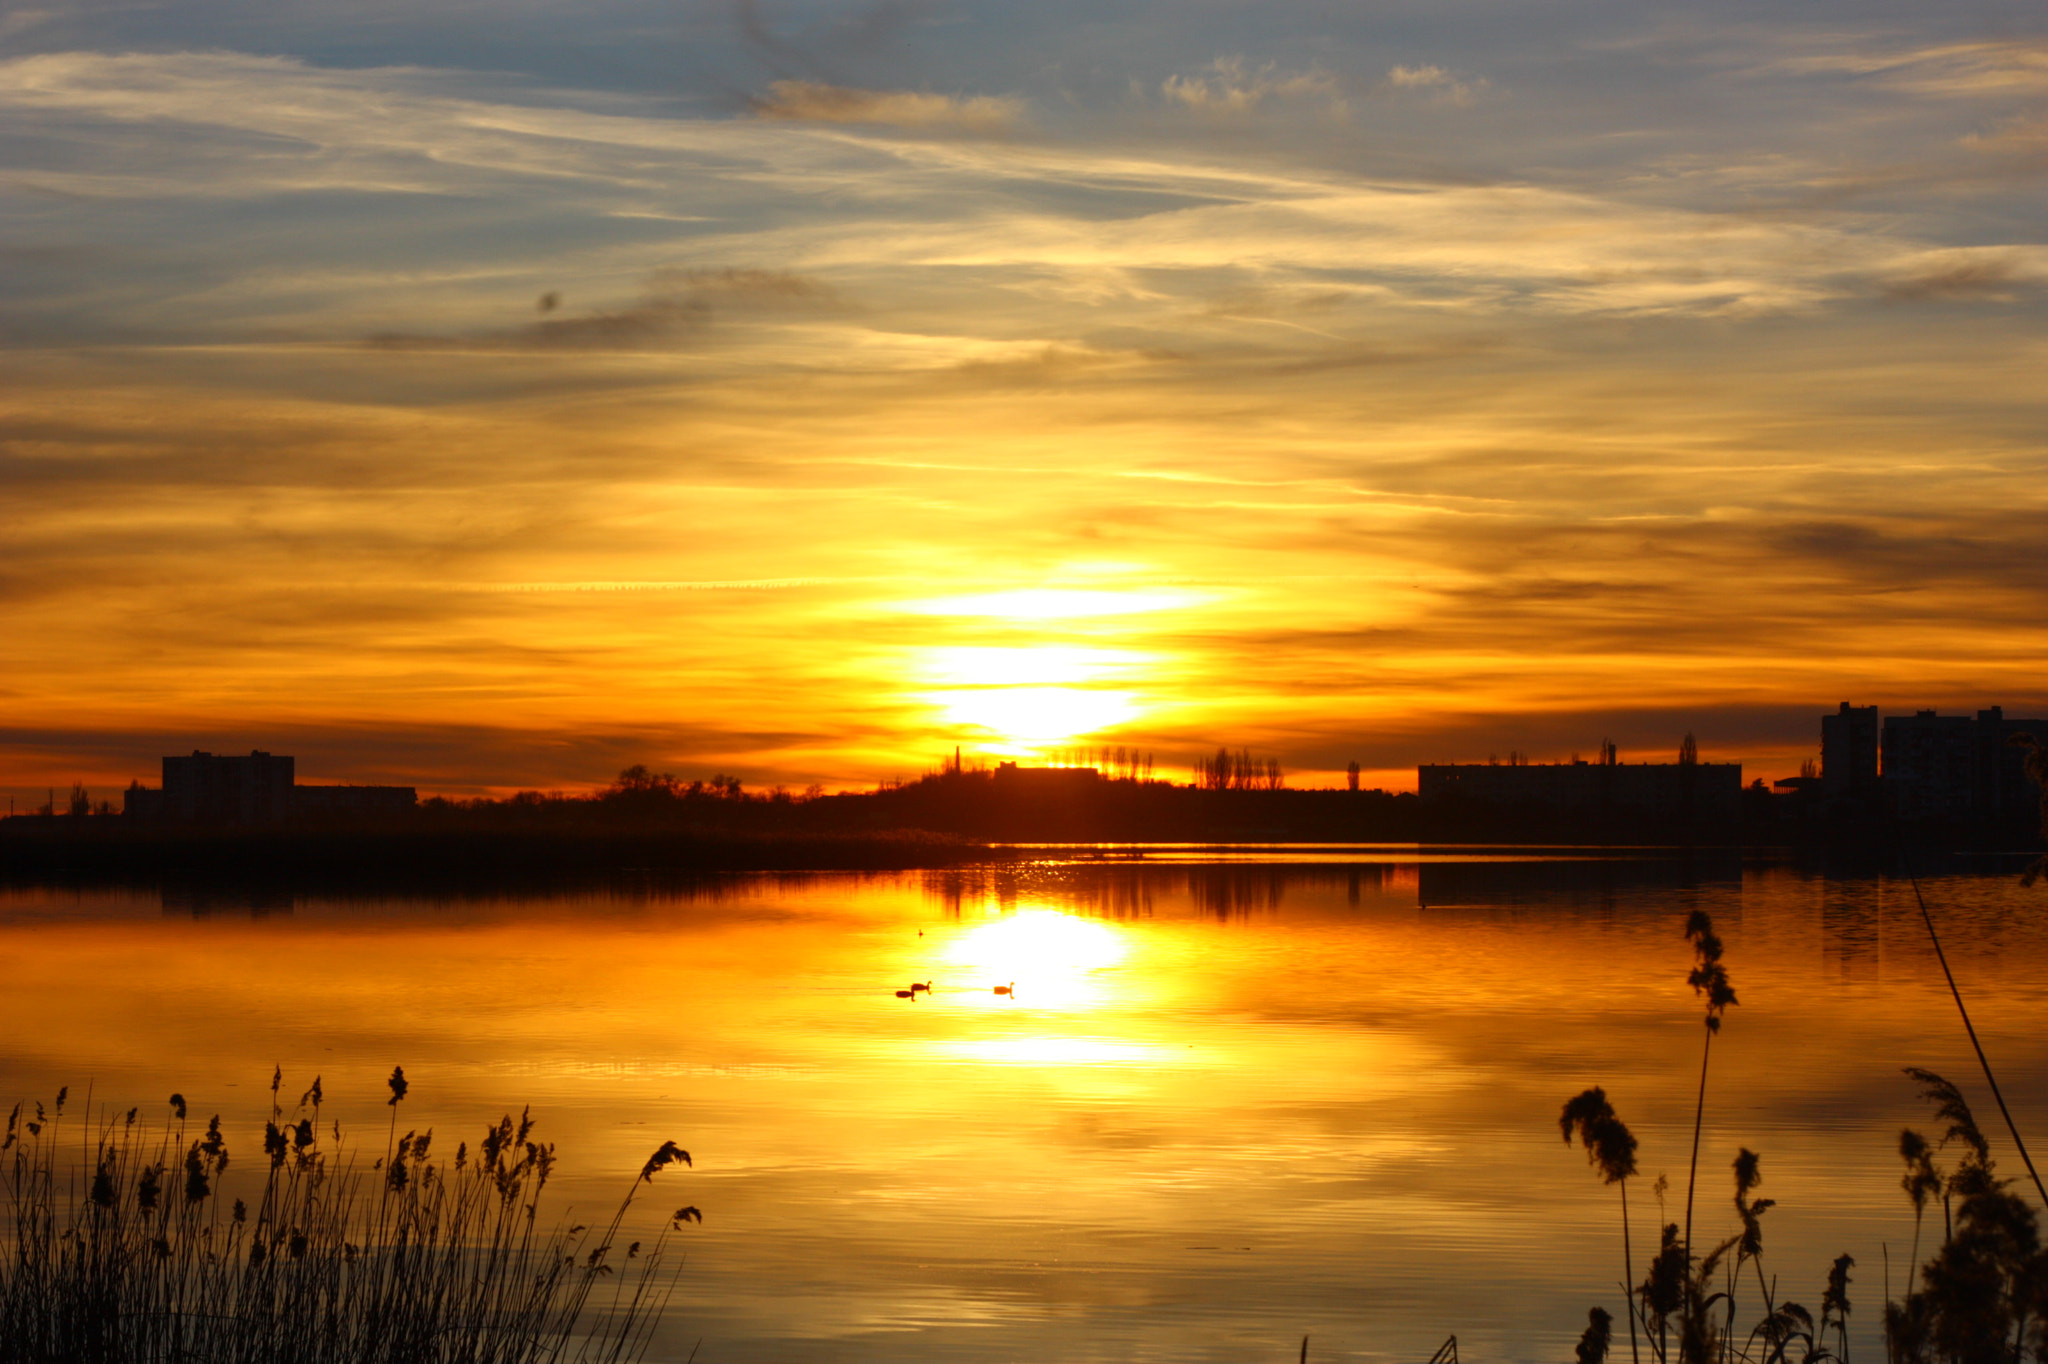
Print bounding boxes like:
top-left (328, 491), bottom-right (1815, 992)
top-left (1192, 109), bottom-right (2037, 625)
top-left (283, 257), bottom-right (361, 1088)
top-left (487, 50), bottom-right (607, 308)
top-left (1818, 1254), bottom-right (1853, 1363)
top-left (1577, 1306), bottom-right (1615, 1364)
top-left (1731, 1148), bottom-right (1776, 1337)
top-left (1896, 1129), bottom-right (1942, 1299)
top-left (1563, 1086), bottom-right (1644, 1364)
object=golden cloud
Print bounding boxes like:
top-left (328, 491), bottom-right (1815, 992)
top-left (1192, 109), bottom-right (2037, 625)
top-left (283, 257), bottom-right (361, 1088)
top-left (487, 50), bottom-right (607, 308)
top-left (1159, 59), bottom-right (1337, 114)
top-left (752, 80), bottom-right (1023, 132)
top-left (1382, 64), bottom-right (1487, 105)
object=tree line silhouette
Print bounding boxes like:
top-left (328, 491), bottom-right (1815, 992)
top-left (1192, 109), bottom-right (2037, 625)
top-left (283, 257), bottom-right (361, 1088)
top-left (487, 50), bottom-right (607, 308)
top-left (1194, 746), bottom-right (1284, 791)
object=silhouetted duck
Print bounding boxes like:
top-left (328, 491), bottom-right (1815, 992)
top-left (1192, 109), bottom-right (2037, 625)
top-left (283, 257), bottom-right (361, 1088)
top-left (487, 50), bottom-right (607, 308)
top-left (993, 982), bottom-right (1014, 997)
top-left (894, 989), bottom-right (915, 999)
top-left (910, 981), bottom-right (932, 994)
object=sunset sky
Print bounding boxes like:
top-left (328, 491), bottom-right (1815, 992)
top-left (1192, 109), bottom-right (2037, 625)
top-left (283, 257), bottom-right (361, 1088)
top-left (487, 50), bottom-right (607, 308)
top-left (4, 0), bottom-right (2045, 800)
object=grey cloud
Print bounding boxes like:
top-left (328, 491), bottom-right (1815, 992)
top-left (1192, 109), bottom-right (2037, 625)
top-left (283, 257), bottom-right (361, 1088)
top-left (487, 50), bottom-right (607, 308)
top-left (0, 717), bottom-right (853, 796)
top-left (371, 268), bottom-right (836, 351)
top-left (1336, 703), bottom-right (1825, 772)
top-left (1878, 251), bottom-right (2040, 301)
top-left (1423, 513), bottom-right (2048, 615)
top-left (1774, 518), bottom-right (2048, 593)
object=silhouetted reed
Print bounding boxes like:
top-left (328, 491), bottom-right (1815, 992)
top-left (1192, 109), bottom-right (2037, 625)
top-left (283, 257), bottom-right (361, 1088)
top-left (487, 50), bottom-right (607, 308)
top-left (1682, 910), bottom-right (1738, 1259)
top-left (1731, 1149), bottom-right (1778, 1328)
top-left (0, 1074), bottom-right (696, 1364)
top-left (1896, 1130), bottom-right (1941, 1300)
top-left (1563, 1086), bottom-right (1643, 1364)
top-left (1883, 1068), bottom-right (2042, 1362)
top-left (1561, 911), bottom-right (1871, 1364)
top-left (1579, 1306), bottom-right (1616, 1363)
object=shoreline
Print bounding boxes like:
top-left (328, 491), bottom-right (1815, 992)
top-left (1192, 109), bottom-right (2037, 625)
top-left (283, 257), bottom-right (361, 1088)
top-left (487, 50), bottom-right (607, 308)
top-left (1, 821), bottom-right (2033, 894)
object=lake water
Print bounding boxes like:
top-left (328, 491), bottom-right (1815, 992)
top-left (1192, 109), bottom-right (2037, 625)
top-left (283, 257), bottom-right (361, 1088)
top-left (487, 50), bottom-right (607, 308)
top-left (4, 852), bottom-right (2046, 1362)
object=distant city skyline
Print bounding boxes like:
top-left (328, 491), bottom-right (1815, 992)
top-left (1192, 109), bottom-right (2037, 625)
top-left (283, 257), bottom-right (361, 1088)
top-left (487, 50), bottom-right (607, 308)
top-left (11, 699), bottom-right (2042, 811)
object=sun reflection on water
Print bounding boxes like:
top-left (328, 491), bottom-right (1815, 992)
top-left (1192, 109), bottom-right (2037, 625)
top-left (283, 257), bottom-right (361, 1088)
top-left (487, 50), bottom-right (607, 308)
top-left (942, 908), bottom-right (1128, 1011)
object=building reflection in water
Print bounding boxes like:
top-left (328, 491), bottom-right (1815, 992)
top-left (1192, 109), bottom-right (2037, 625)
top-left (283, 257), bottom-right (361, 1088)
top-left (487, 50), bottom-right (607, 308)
top-left (1820, 881), bottom-right (1882, 981)
top-left (1415, 855), bottom-right (1743, 913)
top-left (161, 886), bottom-right (295, 917)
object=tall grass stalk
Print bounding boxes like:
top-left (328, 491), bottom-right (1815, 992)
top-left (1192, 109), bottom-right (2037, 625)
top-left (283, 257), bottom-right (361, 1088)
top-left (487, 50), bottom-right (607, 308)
top-left (0, 1078), bottom-right (696, 1364)
top-left (1681, 911), bottom-right (1737, 1266)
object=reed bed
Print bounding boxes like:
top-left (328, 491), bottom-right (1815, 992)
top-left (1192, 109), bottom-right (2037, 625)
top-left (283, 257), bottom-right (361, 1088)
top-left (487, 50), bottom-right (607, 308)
top-left (1564, 904), bottom-right (2048, 1364)
top-left (0, 1069), bottom-right (697, 1364)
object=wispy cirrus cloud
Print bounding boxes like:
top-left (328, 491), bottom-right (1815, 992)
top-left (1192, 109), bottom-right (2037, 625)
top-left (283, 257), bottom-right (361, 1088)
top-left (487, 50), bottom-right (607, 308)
top-left (1762, 38), bottom-right (2048, 97)
top-left (0, 48), bottom-right (1916, 334)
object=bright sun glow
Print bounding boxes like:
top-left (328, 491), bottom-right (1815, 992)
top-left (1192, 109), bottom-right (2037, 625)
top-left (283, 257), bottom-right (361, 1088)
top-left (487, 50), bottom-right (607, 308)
top-left (914, 645), bottom-right (1152, 750)
top-left (923, 686), bottom-right (1140, 748)
top-left (943, 909), bottom-right (1128, 1010)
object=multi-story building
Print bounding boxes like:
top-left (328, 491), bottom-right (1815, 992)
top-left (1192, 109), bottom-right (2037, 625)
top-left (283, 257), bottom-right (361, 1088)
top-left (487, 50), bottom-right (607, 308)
top-left (1878, 707), bottom-right (2047, 824)
top-left (289, 784), bottom-right (420, 821)
top-left (1820, 702), bottom-right (1879, 799)
top-left (1880, 711), bottom-right (1976, 821)
top-left (1417, 756), bottom-right (1743, 821)
top-left (1973, 707), bottom-right (2048, 825)
top-left (161, 750), bottom-right (295, 826)
top-left (126, 750), bottom-right (416, 826)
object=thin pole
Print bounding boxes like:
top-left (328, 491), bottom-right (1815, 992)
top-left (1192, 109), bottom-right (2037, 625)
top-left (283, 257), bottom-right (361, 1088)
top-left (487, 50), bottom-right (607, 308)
top-left (1622, 1177), bottom-right (1642, 1364)
top-left (1908, 872), bottom-right (2048, 1209)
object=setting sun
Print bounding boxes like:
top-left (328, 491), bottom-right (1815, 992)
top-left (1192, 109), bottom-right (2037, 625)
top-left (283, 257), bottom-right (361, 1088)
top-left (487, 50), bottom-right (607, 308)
top-left (923, 686), bottom-right (1143, 751)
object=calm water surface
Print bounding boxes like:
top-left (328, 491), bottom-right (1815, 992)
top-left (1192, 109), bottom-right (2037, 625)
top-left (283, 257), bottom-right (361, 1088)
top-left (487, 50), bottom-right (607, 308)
top-left (4, 854), bottom-right (2046, 1362)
